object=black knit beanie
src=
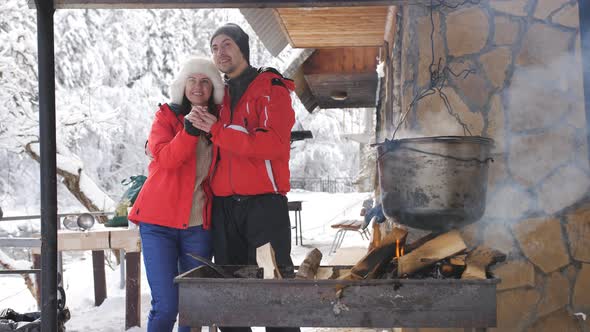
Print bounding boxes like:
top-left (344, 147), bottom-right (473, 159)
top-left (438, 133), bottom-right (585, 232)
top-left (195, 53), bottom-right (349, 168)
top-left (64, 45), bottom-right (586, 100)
top-left (210, 23), bottom-right (250, 64)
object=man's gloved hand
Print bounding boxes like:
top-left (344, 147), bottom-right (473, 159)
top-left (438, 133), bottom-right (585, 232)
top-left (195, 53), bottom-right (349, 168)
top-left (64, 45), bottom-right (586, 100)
top-left (184, 117), bottom-right (203, 136)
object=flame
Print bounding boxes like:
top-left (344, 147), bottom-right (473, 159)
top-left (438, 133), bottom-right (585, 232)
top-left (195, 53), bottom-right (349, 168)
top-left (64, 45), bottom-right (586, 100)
top-left (396, 239), bottom-right (404, 258)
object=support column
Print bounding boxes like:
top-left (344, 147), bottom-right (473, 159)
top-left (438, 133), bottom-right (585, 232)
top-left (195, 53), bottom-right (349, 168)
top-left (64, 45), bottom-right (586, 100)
top-left (34, 1), bottom-right (57, 331)
top-left (579, 0), bottom-right (590, 163)
top-left (125, 252), bottom-right (141, 329)
top-left (92, 250), bottom-right (107, 306)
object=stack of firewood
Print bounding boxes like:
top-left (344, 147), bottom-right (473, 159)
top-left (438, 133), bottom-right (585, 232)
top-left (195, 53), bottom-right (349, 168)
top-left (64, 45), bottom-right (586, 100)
top-left (286, 227), bottom-right (506, 281)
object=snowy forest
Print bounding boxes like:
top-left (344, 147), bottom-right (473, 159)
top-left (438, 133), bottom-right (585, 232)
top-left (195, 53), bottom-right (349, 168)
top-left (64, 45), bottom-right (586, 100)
top-left (0, 0), bottom-right (371, 215)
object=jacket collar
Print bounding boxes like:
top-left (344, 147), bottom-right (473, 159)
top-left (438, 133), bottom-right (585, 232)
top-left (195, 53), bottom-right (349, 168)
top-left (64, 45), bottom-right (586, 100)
top-left (224, 65), bottom-right (258, 89)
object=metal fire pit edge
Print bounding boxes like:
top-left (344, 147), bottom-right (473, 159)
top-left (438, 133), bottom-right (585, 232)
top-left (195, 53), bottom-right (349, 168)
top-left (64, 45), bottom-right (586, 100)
top-left (175, 265), bottom-right (499, 328)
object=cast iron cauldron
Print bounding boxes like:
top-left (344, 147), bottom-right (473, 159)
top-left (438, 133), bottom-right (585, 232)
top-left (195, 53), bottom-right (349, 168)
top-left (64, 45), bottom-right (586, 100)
top-left (377, 136), bottom-right (494, 231)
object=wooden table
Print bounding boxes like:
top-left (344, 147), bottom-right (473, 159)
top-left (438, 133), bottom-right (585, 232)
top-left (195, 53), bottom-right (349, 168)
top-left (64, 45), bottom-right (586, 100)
top-left (32, 227), bottom-right (141, 330)
top-left (288, 201), bottom-right (303, 245)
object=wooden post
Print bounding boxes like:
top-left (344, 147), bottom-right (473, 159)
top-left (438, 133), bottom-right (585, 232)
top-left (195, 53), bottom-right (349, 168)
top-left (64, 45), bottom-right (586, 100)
top-left (32, 253), bottom-right (42, 309)
top-left (92, 250), bottom-right (107, 306)
top-left (125, 252), bottom-right (141, 329)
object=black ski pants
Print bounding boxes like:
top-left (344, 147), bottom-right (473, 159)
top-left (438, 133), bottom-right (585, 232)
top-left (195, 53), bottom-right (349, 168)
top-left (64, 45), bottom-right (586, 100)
top-left (212, 194), bottom-right (300, 332)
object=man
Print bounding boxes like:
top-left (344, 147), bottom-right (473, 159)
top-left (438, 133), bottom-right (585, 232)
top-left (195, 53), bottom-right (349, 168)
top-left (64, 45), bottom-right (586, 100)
top-left (192, 23), bottom-right (299, 332)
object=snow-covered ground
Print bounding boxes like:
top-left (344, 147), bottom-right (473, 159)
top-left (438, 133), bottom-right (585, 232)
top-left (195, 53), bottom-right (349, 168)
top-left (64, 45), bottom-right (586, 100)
top-left (0, 190), bottom-right (372, 332)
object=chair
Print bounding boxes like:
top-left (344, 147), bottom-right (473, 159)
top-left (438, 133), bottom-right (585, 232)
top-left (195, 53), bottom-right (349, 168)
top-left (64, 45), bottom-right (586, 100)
top-left (328, 198), bottom-right (374, 254)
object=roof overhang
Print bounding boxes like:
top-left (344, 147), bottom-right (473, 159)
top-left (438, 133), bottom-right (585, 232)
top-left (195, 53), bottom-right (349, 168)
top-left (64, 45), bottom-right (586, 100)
top-left (28, 0), bottom-right (423, 9)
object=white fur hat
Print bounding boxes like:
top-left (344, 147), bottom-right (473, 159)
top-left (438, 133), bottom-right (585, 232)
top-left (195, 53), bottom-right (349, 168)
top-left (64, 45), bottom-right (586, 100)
top-left (169, 56), bottom-right (224, 105)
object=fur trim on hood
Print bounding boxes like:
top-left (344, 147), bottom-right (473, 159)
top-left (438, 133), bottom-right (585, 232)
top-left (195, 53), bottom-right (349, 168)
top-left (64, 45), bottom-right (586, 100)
top-left (169, 57), bottom-right (224, 105)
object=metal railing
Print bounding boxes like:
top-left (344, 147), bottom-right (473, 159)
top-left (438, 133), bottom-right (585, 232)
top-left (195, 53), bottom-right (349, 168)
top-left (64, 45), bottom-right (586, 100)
top-left (290, 177), bottom-right (356, 193)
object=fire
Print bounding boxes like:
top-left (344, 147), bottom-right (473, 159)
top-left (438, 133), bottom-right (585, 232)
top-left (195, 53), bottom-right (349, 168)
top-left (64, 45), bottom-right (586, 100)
top-left (395, 239), bottom-right (405, 258)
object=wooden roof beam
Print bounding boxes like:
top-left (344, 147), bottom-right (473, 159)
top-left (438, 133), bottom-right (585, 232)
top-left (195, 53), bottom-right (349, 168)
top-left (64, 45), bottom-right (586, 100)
top-left (28, 0), bottom-right (426, 9)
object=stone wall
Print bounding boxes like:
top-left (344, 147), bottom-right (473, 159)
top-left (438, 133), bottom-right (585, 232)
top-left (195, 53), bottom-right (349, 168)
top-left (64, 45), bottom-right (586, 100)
top-left (387, 0), bottom-right (589, 330)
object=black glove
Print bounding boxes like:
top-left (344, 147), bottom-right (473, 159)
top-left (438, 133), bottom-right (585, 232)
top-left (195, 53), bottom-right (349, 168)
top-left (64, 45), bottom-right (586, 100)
top-left (184, 117), bottom-right (203, 136)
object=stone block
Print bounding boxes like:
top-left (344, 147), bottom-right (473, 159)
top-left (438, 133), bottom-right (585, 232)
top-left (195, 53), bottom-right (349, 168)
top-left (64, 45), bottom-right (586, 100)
top-left (565, 265), bottom-right (578, 282)
top-left (534, 0), bottom-right (569, 20)
top-left (401, 85), bottom-right (414, 125)
top-left (508, 127), bottom-right (578, 187)
top-left (490, 0), bottom-right (530, 17)
top-left (566, 204), bottom-right (590, 262)
top-left (487, 155), bottom-right (508, 194)
top-left (490, 259), bottom-right (535, 290)
top-left (417, 12), bottom-right (444, 87)
top-left (446, 7), bottom-right (489, 57)
top-left (415, 87), bottom-right (484, 136)
top-left (552, 3), bottom-right (580, 28)
top-left (527, 309), bottom-right (583, 332)
top-left (516, 23), bottom-right (572, 67)
top-left (484, 184), bottom-right (534, 220)
top-left (481, 47), bottom-right (512, 89)
top-left (486, 94), bottom-right (506, 152)
top-left (494, 15), bottom-right (521, 46)
top-left (573, 264), bottom-right (590, 312)
top-left (507, 60), bottom-right (575, 133)
top-left (512, 217), bottom-right (570, 273)
top-left (537, 271), bottom-right (571, 317)
top-left (537, 164), bottom-right (590, 215)
top-left (483, 222), bottom-right (517, 256)
top-left (497, 288), bottom-right (540, 329)
top-left (451, 65), bottom-right (492, 110)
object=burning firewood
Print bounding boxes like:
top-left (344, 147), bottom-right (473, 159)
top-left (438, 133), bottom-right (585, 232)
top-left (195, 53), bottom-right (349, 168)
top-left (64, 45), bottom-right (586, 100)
top-left (450, 254), bottom-right (467, 266)
top-left (348, 227), bottom-right (408, 280)
top-left (295, 248), bottom-right (323, 280)
top-left (461, 246), bottom-right (506, 279)
top-left (368, 221), bottom-right (382, 251)
top-left (397, 230), bottom-right (467, 277)
top-left (256, 243), bottom-right (282, 279)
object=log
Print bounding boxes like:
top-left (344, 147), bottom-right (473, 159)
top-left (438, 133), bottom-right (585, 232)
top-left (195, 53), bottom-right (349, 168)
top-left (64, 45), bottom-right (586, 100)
top-left (295, 248), bottom-right (322, 280)
top-left (256, 243), bottom-right (282, 279)
top-left (315, 267), bottom-right (336, 280)
top-left (368, 221), bottom-right (382, 251)
top-left (405, 232), bottom-right (438, 253)
top-left (350, 227), bottom-right (408, 279)
top-left (380, 227), bottom-right (408, 247)
top-left (461, 246), bottom-right (506, 280)
top-left (450, 254), bottom-right (467, 266)
top-left (25, 142), bottom-right (113, 223)
top-left (397, 230), bottom-right (467, 277)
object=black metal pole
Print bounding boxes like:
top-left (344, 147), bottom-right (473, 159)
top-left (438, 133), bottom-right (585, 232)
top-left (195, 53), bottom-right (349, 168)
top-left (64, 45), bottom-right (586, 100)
top-left (34, 1), bottom-right (57, 331)
top-left (580, 0), bottom-right (590, 163)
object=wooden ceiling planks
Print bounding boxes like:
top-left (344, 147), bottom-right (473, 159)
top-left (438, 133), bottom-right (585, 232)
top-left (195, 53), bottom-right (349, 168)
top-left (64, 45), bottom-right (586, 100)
top-left (276, 6), bottom-right (389, 48)
top-left (28, 0), bottom-right (425, 9)
top-left (303, 47), bottom-right (380, 75)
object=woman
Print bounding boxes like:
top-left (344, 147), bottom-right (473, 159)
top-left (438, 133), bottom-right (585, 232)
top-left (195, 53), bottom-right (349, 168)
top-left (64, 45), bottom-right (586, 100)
top-left (129, 56), bottom-right (224, 332)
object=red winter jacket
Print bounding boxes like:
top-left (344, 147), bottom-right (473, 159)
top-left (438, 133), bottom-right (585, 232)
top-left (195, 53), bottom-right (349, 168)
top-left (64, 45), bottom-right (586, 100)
top-left (129, 103), bottom-right (213, 229)
top-left (209, 71), bottom-right (295, 196)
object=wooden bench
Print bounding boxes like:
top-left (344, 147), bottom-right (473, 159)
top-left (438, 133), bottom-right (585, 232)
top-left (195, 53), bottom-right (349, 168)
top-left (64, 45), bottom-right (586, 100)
top-left (328, 198), bottom-right (374, 253)
top-left (329, 219), bottom-right (371, 253)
